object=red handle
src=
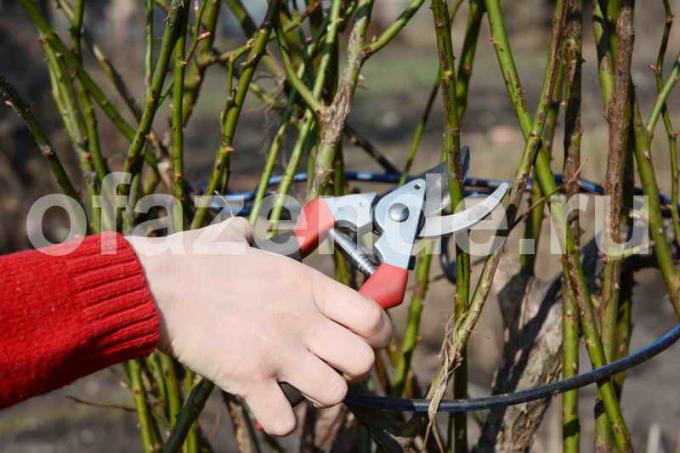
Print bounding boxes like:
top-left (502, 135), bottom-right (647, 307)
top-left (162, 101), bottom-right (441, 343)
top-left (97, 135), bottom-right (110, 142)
top-left (359, 263), bottom-right (409, 309)
top-left (293, 198), bottom-right (336, 257)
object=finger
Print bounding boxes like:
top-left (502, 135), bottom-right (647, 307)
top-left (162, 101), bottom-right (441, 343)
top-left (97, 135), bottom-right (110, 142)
top-left (244, 382), bottom-right (297, 436)
top-left (220, 216), bottom-right (254, 243)
top-left (311, 271), bottom-right (393, 348)
top-left (304, 317), bottom-right (375, 380)
top-left (279, 352), bottom-right (348, 408)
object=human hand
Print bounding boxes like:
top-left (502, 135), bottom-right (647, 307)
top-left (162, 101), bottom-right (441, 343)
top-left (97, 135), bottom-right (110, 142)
top-left (127, 218), bottom-right (392, 435)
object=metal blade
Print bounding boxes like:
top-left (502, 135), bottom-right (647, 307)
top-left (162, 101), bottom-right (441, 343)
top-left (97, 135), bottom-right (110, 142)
top-left (419, 182), bottom-right (510, 238)
top-left (418, 146), bottom-right (470, 218)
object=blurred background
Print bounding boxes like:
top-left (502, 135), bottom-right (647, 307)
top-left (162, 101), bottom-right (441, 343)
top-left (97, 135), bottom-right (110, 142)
top-left (1, 0), bottom-right (679, 451)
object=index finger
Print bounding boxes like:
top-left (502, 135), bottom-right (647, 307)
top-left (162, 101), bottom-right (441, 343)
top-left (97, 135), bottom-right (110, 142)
top-left (310, 271), bottom-right (392, 348)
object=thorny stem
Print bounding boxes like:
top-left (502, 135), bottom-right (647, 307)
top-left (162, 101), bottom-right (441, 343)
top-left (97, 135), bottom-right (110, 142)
top-left (67, 0), bottom-right (107, 186)
top-left (392, 0), bottom-right (483, 409)
top-left (363, 0), bottom-right (426, 58)
top-left (225, 0), bottom-right (256, 36)
top-left (248, 101), bottom-right (297, 224)
top-left (561, 1), bottom-right (583, 451)
top-left (161, 10), bottom-right (190, 451)
top-left (0, 75), bottom-right (80, 203)
top-left (597, 1), bottom-right (635, 448)
top-left (652, 0), bottom-right (680, 246)
top-left (181, 0), bottom-right (221, 123)
top-left (46, 0), bottom-right (166, 187)
top-left (43, 44), bottom-right (97, 229)
top-left (429, 0), bottom-right (569, 391)
top-left (269, 0), bottom-right (346, 224)
top-left (307, 0), bottom-right (375, 200)
top-left (475, 0), bottom-right (633, 448)
top-left (392, 240), bottom-right (434, 397)
top-left (520, 67), bottom-right (564, 275)
top-left (632, 101), bottom-right (680, 318)
top-left (592, 0), bottom-right (680, 322)
top-left (192, 1), bottom-right (278, 229)
top-left (425, 3), bottom-right (630, 450)
top-left (127, 359), bottom-right (162, 453)
top-left (646, 51), bottom-right (680, 135)
top-left (122, 0), bottom-right (188, 180)
top-left (19, 0), bottom-right (138, 141)
top-left (344, 124), bottom-right (400, 174)
top-left (145, 0), bottom-right (154, 95)
top-left (430, 0), bottom-right (469, 449)
top-left (55, 0), bottom-right (142, 119)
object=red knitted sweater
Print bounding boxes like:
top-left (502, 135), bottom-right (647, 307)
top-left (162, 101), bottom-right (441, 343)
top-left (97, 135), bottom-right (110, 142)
top-left (0, 232), bottom-right (160, 407)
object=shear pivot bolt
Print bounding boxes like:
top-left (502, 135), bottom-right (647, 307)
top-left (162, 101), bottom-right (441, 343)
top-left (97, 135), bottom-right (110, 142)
top-left (389, 203), bottom-right (409, 222)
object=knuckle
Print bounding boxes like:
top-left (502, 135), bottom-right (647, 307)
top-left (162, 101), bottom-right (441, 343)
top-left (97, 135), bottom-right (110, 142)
top-left (361, 301), bottom-right (384, 333)
top-left (319, 375), bottom-right (348, 406)
top-left (375, 320), bottom-right (393, 348)
top-left (354, 343), bottom-right (375, 375)
top-left (266, 413), bottom-right (296, 436)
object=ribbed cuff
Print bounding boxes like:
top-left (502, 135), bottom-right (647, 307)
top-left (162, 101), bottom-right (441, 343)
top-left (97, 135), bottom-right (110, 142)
top-left (63, 232), bottom-right (160, 367)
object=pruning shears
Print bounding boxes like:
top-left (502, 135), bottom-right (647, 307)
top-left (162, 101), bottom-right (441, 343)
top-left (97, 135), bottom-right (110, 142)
top-left (256, 147), bottom-right (509, 405)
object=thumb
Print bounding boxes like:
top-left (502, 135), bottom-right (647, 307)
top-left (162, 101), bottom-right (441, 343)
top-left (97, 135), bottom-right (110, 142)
top-left (190, 216), bottom-right (253, 245)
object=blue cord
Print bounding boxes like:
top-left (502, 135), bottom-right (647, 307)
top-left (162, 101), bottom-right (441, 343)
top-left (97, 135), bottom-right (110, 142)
top-left (344, 322), bottom-right (680, 412)
top-left (218, 172), bottom-right (677, 208)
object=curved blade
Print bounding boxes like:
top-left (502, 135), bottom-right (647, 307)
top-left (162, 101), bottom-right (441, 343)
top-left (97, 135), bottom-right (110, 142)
top-left (418, 146), bottom-right (470, 218)
top-left (419, 183), bottom-right (510, 238)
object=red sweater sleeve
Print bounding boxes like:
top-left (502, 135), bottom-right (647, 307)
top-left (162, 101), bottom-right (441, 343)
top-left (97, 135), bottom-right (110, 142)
top-left (0, 232), bottom-right (160, 407)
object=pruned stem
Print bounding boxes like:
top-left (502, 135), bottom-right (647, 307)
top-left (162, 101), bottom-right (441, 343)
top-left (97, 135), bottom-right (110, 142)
top-left (597, 1), bottom-right (635, 448)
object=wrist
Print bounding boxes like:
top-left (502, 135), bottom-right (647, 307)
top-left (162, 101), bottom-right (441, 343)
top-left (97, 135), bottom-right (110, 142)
top-left (126, 235), bottom-right (174, 354)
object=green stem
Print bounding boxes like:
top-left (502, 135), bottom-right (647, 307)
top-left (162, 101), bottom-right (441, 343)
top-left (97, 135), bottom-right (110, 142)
top-left (308, 0), bottom-right (375, 200)
top-left (172, 10), bottom-right (189, 229)
top-left (122, 0), bottom-right (188, 178)
top-left (520, 66), bottom-right (564, 275)
top-left (632, 101), bottom-right (680, 318)
top-left (163, 11), bottom-right (189, 449)
top-left (44, 44), bottom-right (97, 233)
top-left (646, 51), bottom-right (680, 135)
top-left (430, 0), bottom-right (468, 449)
top-left (20, 0), bottom-right (137, 140)
top-left (363, 0), bottom-right (426, 57)
top-left (597, 2), bottom-right (635, 448)
top-left (127, 360), bottom-right (162, 453)
top-left (163, 379), bottom-right (214, 453)
top-left (476, 1), bottom-right (632, 448)
top-left (270, 0), bottom-right (344, 221)
top-left (68, 0), bottom-right (107, 186)
top-left (182, 0), bottom-right (221, 123)
top-left (55, 0), bottom-right (142, 120)
top-left (0, 75), bottom-right (80, 202)
top-left (561, 2), bottom-right (583, 451)
top-left (192, 1), bottom-right (278, 228)
top-left (392, 241), bottom-right (434, 396)
top-left (653, 1), bottom-right (680, 246)
top-left (145, 0), bottom-right (154, 94)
